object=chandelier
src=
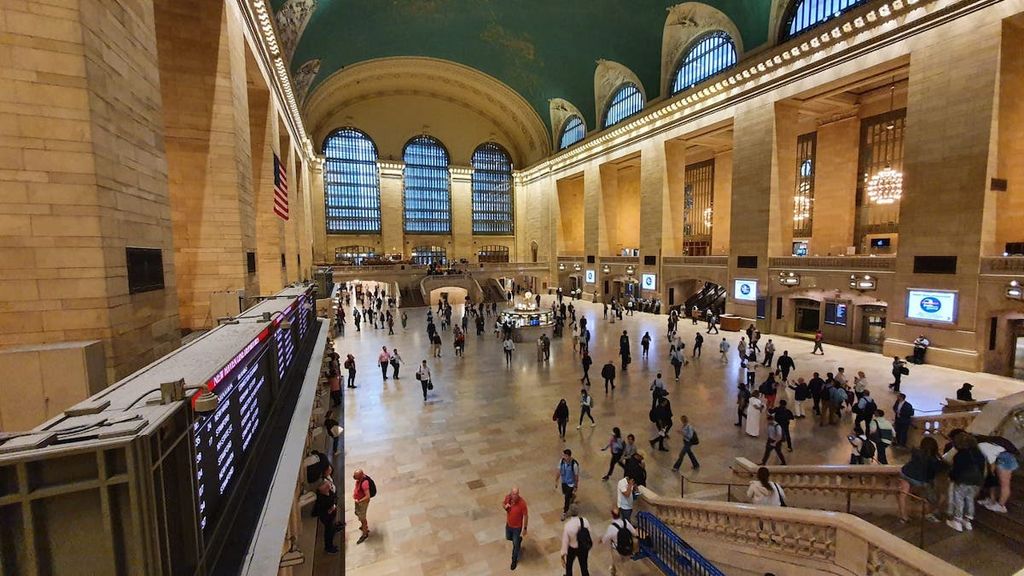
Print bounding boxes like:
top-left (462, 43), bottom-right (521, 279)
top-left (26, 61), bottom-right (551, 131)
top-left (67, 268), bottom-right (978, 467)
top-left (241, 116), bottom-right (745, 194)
top-left (866, 165), bottom-right (903, 205)
top-left (793, 181), bottom-right (812, 222)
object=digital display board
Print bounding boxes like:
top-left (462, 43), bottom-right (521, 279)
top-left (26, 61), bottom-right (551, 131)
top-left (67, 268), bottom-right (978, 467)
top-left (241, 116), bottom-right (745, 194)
top-left (734, 279), bottom-right (757, 302)
top-left (275, 309), bottom-right (297, 382)
top-left (585, 270), bottom-right (596, 284)
top-left (907, 289), bottom-right (957, 324)
top-left (297, 295), bottom-right (310, 341)
top-left (193, 334), bottom-right (272, 536)
top-left (641, 274), bottom-right (657, 291)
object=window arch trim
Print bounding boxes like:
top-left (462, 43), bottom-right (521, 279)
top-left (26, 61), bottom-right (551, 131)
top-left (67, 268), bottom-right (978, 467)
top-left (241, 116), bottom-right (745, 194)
top-left (779, 0), bottom-right (871, 42)
top-left (322, 127), bottom-right (382, 234)
top-left (670, 31), bottom-right (738, 95)
top-left (602, 83), bottom-right (645, 129)
top-left (558, 115), bottom-right (586, 150)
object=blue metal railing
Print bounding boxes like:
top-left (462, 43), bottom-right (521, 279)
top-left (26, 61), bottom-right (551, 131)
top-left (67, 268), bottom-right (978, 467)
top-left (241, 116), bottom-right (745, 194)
top-left (635, 511), bottom-right (726, 576)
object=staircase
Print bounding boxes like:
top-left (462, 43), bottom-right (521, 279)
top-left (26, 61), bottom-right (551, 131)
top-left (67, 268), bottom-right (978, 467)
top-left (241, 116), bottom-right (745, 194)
top-left (399, 285), bottom-right (425, 308)
top-left (480, 278), bottom-right (506, 304)
top-left (635, 511), bottom-right (725, 576)
top-left (973, 469), bottom-right (1024, 547)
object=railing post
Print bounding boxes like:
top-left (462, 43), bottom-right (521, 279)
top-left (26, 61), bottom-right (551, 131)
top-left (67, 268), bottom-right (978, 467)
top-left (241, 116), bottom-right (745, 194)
top-left (846, 489), bottom-right (852, 513)
top-left (681, 475), bottom-right (685, 498)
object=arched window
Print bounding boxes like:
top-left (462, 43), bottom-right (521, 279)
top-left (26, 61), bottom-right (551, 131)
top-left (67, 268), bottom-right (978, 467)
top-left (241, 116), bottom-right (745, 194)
top-left (403, 135), bottom-right (451, 234)
top-left (671, 32), bottom-right (738, 94)
top-left (603, 83), bottom-right (644, 128)
top-left (558, 115), bottom-right (586, 150)
top-left (322, 128), bottom-right (381, 234)
top-left (334, 245), bottom-right (377, 265)
top-left (471, 143), bottom-right (514, 235)
top-left (781, 0), bottom-right (870, 41)
top-left (411, 245), bottom-right (446, 265)
top-left (478, 245), bottom-right (510, 263)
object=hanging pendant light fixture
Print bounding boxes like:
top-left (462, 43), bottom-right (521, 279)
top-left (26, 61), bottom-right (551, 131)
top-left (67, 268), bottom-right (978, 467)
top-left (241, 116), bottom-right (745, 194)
top-left (866, 79), bottom-right (903, 205)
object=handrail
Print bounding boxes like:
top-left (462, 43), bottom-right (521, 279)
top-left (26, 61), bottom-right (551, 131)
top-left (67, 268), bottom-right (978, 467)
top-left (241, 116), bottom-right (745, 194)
top-left (639, 486), bottom-right (967, 576)
top-left (636, 511), bottom-right (726, 576)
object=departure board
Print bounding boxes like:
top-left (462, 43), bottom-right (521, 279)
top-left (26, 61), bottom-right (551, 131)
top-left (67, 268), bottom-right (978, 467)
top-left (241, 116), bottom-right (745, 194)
top-left (193, 334), bottom-right (272, 536)
top-left (297, 295), bottom-right (310, 342)
top-left (275, 307), bottom-right (297, 382)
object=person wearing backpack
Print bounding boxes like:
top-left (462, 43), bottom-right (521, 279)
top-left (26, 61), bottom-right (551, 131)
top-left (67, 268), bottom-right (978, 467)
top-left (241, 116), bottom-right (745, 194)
top-left (600, 427), bottom-right (625, 481)
top-left (671, 415), bottom-right (700, 471)
top-left (853, 390), bottom-right (877, 435)
top-left (560, 505), bottom-right (592, 576)
top-left (556, 449), bottom-right (581, 521)
top-left (600, 508), bottom-right (638, 576)
top-left (869, 409), bottom-right (895, 464)
top-left (352, 468), bottom-right (374, 544)
top-left (849, 433), bottom-right (877, 465)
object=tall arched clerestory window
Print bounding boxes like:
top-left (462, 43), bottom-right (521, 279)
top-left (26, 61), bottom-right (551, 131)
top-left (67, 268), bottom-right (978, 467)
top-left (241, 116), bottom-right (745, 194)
top-left (780, 0), bottom-right (871, 42)
top-left (471, 142), bottom-right (514, 235)
top-left (603, 83), bottom-right (644, 129)
top-left (558, 115), bottom-right (586, 150)
top-left (671, 31), bottom-right (738, 95)
top-left (403, 135), bottom-right (451, 234)
top-left (323, 128), bottom-right (381, 234)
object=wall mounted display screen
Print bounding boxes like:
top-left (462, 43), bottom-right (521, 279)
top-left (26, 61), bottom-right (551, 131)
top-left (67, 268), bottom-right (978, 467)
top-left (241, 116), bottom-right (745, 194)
top-left (906, 289), bottom-right (957, 324)
top-left (585, 270), bottom-right (596, 284)
top-left (297, 295), bottom-right (311, 341)
top-left (824, 302), bottom-right (848, 326)
top-left (275, 307), bottom-right (297, 382)
top-left (734, 279), bottom-right (757, 301)
top-left (641, 274), bottom-right (657, 291)
top-left (193, 332), bottom-right (272, 536)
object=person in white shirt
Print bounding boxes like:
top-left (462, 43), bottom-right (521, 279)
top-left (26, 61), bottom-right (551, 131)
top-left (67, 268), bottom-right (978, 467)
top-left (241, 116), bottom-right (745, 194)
top-left (415, 360), bottom-right (431, 401)
top-left (834, 367), bottom-right (848, 388)
top-left (560, 506), bottom-right (592, 576)
top-left (503, 336), bottom-right (515, 366)
top-left (616, 475), bottom-right (636, 523)
top-left (600, 509), bottom-right (638, 576)
top-left (719, 338), bottom-right (730, 362)
top-left (747, 467), bottom-right (786, 507)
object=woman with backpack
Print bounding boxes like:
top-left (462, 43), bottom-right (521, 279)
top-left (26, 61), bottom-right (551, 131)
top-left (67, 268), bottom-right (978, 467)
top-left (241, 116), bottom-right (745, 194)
top-left (946, 432), bottom-right (987, 532)
top-left (553, 399), bottom-right (570, 440)
top-left (344, 354), bottom-right (357, 388)
top-left (600, 427), bottom-right (625, 481)
top-left (746, 466), bottom-right (786, 507)
top-left (601, 508), bottom-right (638, 576)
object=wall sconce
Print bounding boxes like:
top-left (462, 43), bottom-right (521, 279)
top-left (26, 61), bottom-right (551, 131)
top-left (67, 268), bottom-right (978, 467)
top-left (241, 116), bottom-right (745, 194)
top-left (602, 265), bottom-right (611, 274)
top-left (558, 263), bottom-right (566, 271)
top-left (573, 263), bottom-right (582, 272)
top-left (778, 272), bottom-right (800, 287)
top-left (850, 274), bottom-right (877, 291)
top-left (625, 265), bottom-right (635, 276)
top-left (1007, 280), bottom-right (1023, 301)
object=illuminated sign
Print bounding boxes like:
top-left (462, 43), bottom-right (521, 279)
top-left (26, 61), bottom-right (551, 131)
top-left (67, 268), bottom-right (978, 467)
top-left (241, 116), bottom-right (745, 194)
top-left (906, 289), bottom-right (957, 324)
top-left (734, 279), bottom-right (757, 302)
top-left (641, 273), bottom-right (657, 291)
top-left (585, 269), bottom-right (596, 284)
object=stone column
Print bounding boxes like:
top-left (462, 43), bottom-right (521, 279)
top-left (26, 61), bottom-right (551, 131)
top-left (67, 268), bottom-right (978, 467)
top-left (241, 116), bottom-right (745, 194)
top-left (885, 19), bottom-right (1003, 369)
top-left (0, 0), bottom-right (180, 381)
top-left (283, 142), bottom-right (300, 283)
top-left (451, 169), bottom-right (473, 260)
top-left (379, 164), bottom-right (404, 258)
top-left (773, 102), bottom-right (801, 257)
top-left (811, 117), bottom-right (859, 256)
top-left (712, 150), bottom-right (733, 255)
top-left (639, 139), bottom-right (669, 302)
top-left (155, 0), bottom-right (258, 329)
top-left (310, 160), bottom-right (327, 263)
top-left (664, 140), bottom-right (687, 257)
top-left (583, 162), bottom-right (603, 259)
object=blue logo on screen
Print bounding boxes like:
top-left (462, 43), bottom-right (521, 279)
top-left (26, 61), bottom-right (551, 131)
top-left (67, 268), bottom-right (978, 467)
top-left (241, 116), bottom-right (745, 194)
top-left (919, 296), bottom-right (942, 314)
top-left (739, 283), bottom-right (751, 296)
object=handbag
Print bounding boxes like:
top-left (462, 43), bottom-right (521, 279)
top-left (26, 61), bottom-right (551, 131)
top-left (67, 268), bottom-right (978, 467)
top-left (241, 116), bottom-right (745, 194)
top-left (773, 482), bottom-right (787, 507)
top-left (689, 430), bottom-right (700, 445)
top-left (427, 380), bottom-right (434, 390)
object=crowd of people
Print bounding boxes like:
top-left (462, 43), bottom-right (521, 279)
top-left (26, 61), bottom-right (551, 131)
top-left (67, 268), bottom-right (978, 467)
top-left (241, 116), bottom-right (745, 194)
top-left (325, 282), bottom-right (1018, 574)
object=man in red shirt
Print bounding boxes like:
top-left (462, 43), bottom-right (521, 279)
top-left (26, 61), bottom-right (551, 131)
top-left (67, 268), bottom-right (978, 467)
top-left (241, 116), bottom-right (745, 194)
top-left (353, 469), bottom-right (372, 544)
top-left (503, 486), bottom-right (529, 570)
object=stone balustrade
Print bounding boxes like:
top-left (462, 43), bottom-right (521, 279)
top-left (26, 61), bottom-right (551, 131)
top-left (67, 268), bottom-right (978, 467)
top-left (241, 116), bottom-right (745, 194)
top-left (599, 256), bottom-right (640, 264)
top-left (329, 262), bottom-right (550, 276)
top-left (662, 256), bottom-right (729, 267)
top-left (980, 257), bottom-right (1024, 274)
top-left (768, 256), bottom-right (896, 271)
top-left (731, 458), bottom-right (903, 508)
top-left (639, 487), bottom-right (967, 576)
top-left (907, 410), bottom-right (980, 447)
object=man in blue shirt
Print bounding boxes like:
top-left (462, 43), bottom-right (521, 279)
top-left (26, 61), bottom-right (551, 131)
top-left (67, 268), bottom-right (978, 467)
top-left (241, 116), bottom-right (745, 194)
top-left (556, 449), bottom-right (580, 521)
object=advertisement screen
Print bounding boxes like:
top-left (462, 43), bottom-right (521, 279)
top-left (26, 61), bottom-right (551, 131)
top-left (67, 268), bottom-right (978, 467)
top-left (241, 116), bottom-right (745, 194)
top-left (641, 273), bottom-right (657, 291)
top-left (585, 270), bottom-right (596, 284)
top-left (906, 290), bottom-right (957, 323)
top-left (734, 279), bottom-right (757, 302)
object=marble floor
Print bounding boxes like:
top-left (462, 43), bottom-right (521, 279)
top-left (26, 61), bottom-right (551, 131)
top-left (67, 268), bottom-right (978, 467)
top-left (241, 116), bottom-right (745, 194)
top-left (331, 295), bottom-right (1023, 576)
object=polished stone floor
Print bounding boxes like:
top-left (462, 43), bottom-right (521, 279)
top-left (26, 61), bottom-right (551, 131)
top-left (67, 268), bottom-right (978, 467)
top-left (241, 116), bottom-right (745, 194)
top-left (334, 295), bottom-right (1023, 576)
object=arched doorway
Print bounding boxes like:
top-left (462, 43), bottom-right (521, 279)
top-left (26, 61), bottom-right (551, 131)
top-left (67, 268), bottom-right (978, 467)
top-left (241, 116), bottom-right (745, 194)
top-left (530, 241), bottom-right (539, 263)
top-left (429, 286), bottom-right (468, 307)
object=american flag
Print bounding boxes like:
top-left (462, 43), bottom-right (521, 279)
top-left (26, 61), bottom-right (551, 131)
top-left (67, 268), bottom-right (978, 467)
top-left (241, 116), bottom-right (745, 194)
top-left (273, 153), bottom-right (289, 221)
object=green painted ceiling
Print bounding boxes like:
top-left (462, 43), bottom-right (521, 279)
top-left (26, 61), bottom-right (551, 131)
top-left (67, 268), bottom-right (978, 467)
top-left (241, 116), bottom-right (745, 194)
top-left (281, 1), bottom-right (773, 129)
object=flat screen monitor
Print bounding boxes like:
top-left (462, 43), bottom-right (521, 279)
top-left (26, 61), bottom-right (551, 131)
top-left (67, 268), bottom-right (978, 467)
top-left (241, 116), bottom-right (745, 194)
top-left (585, 269), bottom-right (596, 284)
top-left (871, 238), bottom-right (891, 248)
top-left (641, 273), bottom-right (657, 291)
top-left (734, 279), bottom-right (757, 302)
top-left (906, 289), bottom-right (957, 324)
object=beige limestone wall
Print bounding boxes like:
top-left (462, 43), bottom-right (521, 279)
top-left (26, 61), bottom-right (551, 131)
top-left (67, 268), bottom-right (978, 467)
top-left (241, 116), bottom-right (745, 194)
top-left (0, 341), bottom-right (105, 430)
top-left (663, 141), bottom-right (686, 256)
top-left (555, 175), bottom-right (585, 255)
top-left (311, 161), bottom-right (328, 262)
top-left (993, 21), bottom-right (1024, 253)
top-left (282, 139), bottom-right (300, 283)
top-left (0, 0), bottom-right (180, 381)
top-left (155, 0), bottom-right (257, 330)
top-left (612, 165), bottom-right (641, 254)
top-left (811, 117), bottom-right (859, 256)
top-left (249, 79), bottom-right (286, 294)
top-left (884, 13), bottom-right (1003, 370)
top-left (712, 150), bottom-right (733, 255)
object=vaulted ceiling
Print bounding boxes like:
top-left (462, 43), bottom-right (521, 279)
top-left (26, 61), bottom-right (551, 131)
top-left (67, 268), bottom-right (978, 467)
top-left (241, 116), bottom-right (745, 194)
top-left (275, 1), bottom-right (775, 130)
